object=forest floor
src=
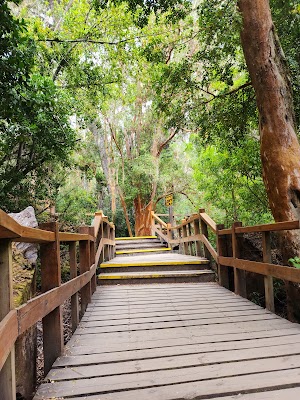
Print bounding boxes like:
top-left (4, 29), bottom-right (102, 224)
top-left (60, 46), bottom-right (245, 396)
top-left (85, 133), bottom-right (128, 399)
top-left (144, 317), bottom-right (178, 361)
top-left (36, 298), bottom-right (73, 388)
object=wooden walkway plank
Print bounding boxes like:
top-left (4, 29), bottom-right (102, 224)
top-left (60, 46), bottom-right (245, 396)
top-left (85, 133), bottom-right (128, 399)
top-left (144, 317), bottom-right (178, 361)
top-left (80, 310), bottom-right (275, 328)
top-left (65, 327), bottom-right (300, 355)
top-left (36, 357), bottom-right (300, 398)
top-left (34, 283), bottom-right (300, 400)
top-left (68, 318), bottom-right (293, 344)
top-left (48, 342), bottom-right (300, 381)
top-left (81, 306), bottom-right (267, 322)
top-left (54, 334), bottom-right (300, 367)
top-left (43, 378), bottom-right (300, 400)
top-left (73, 314), bottom-right (280, 334)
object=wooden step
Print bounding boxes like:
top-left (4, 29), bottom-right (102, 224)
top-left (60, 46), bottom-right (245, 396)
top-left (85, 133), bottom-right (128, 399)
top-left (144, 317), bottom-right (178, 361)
top-left (98, 270), bottom-right (215, 285)
top-left (102, 253), bottom-right (209, 268)
top-left (116, 248), bottom-right (172, 256)
top-left (101, 255), bottom-right (209, 273)
top-left (101, 264), bottom-right (209, 273)
top-left (115, 236), bottom-right (157, 241)
top-left (116, 242), bottom-right (164, 250)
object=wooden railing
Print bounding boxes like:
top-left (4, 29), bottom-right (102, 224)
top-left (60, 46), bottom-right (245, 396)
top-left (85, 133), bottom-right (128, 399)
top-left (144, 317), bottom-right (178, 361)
top-left (151, 208), bottom-right (218, 262)
top-left (217, 220), bottom-right (300, 312)
top-left (152, 209), bottom-right (300, 314)
top-left (0, 209), bottom-right (115, 399)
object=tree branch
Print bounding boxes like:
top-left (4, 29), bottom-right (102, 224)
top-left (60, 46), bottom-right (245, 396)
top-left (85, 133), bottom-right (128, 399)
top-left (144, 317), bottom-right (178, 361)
top-left (60, 80), bottom-right (118, 89)
top-left (104, 117), bottom-right (125, 184)
top-left (39, 32), bottom-right (164, 46)
top-left (156, 127), bottom-right (178, 157)
top-left (200, 82), bottom-right (253, 104)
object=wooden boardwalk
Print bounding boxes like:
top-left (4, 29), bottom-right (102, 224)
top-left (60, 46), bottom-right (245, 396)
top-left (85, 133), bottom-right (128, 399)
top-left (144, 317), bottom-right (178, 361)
top-left (34, 282), bottom-right (300, 399)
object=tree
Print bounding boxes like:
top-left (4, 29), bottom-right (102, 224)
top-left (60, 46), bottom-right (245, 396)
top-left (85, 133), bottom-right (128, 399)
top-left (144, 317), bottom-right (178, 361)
top-left (237, 0), bottom-right (300, 257)
top-left (0, 1), bottom-right (77, 212)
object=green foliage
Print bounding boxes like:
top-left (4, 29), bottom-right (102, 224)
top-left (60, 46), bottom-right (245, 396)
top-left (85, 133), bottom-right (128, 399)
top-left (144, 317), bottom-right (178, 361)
top-left (0, 1), bottom-right (77, 211)
top-left (270, 0), bottom-right (300, 129)
top-left (191, 139), bottom-right (272, 227)
top-left (288, 257), bottom-right (300, 269)
top-left (2, 0), bottom-right (298, 233)
top-left (56, 181), bottom-right (98, 227)
top-left (94, 0), bottom-right (191, 27)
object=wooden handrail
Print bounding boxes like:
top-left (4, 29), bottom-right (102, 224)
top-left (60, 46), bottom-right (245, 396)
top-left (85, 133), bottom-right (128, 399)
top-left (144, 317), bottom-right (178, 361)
top-left (152, 209), bottom-right (300, 306)
top-left (199, 212), bottom-right (217, 233)
top-left (0, 311), bottom-right (18, 371)
top-left (17, 264), bottom-right (96, 335)
top-left (0, 208), bottom-right (115, 396)
top-left (59, 232), bottom-right (94, 242)
top-left (151, 211), bottom-right (168, 228)
top-left (218, 220), bottom-right (299, 235)
top-left (218, 256), bottom-right (300, 283)
top-left (153, 225), bottom-right (169, 243)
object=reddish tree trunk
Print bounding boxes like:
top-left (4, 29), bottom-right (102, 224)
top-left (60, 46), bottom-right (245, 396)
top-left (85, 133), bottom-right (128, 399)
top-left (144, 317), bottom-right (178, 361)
top-left (134, 195), bottom-right (153, 236)
top-left (238, 0), bottom-right (300, 320)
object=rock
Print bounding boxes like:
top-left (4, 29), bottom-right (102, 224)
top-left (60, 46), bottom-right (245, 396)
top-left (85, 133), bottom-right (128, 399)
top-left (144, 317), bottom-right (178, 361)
top-left (9, 207), bottom-right (39, 398)
top-left (9, 206), bottom-right (38, 266)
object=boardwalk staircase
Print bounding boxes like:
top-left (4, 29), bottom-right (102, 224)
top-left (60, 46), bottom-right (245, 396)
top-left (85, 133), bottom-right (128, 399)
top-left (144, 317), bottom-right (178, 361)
top-left (115, 235), bottom-right (171, 256)
top-left (3, 207), bottom-right (300, 399)
top-left (99, 234), bottom-right (214, 284)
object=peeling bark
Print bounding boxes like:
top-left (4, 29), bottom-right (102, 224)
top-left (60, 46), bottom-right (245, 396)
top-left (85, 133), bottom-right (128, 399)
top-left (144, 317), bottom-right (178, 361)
top-left (238, 0), bottom-right (300, 320)
top-left (134, 195), bottom-right (153, 236)
top-left (238, 0), bottom-right (300, 238)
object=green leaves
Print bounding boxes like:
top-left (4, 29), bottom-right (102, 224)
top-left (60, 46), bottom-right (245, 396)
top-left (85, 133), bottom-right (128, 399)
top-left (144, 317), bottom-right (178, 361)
top-left (0, 1), bottom-right (77, 211)
top-left (289, 257), bottom-right (300, 269)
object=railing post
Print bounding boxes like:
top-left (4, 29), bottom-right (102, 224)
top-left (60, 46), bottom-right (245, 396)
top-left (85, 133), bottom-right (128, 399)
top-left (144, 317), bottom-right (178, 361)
top-left (109, 225), bottom-right (114, 260)
top-left (262, 231), bottom-right (275, 312)
top-left (151, 211), bottom-right (155, 236)
top-left (79, 226), bottom-right (92, 316)
top-left (0, 239), bottom-right (16, 400)
top-left (112, 225), bottom-right (116, 258)
top-left (232, 221), bottom-right (247, 298)
top-left (167, 223), bottom-right (172, 248)
top-left (103, 222), bottom-right (109, 261)
top-left (69, 241), bottom-right (79, 333)
top-left (182, 220), bottom-right (189, 255)
top-left (89, 226), bottom-right (97, 293)
top-left (217, 224), bottom-right (230, 289)
top-left (199, 208), bottom-right (211, 262)
top-left (178, 227), bottom-right (182, 254)
top-left (39, 222), bottom-right (64, 376)
top-left (187, 222), bottom-right (193, 255)
top-left (158, 222), bottom-right (163, 244)
top-left (193, 217), bottom-right (203, 257)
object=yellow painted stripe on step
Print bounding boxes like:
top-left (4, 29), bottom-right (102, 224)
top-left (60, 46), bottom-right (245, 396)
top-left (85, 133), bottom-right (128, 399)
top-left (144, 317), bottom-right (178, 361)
top-left (115, 236), bottom-right (157, 240)
top-left (98, 272), bottom-right (207, 279)
top-left (116, 248), bottom-right (171, 255)
top-left (100, 260), bottom-right (209, 267)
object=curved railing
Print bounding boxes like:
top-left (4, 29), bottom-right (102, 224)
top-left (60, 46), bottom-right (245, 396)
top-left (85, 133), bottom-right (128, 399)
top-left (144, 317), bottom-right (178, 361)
top-left (151, 209), bottom-right (218, 262)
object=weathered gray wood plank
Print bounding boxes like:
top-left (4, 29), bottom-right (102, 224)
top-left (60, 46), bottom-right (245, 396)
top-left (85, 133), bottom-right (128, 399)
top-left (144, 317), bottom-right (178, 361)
top-left (34, 283), bottom-right (300, 400)
top-left (74, 314), bottom-right (279, 334)
top-left (81, 309), bottom-right (274, 328)
top-left (36, 356), bottom-right (300, 398)
top-left (65, 328), bottom-right (300, 355)
top-left (48, 342), bottom-right (300, 381)
top-left (44, 379), bottom-right (300, 400)
top-left (55, 333), bottom-right (300, 367)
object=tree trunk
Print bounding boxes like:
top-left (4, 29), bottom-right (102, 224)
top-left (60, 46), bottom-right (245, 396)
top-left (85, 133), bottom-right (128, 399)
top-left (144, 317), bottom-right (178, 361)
top-left (118, 187), bottom-right (133, 237)
top-left (238, 0), bottom-right (300, 320)
top-left (134, 195), bottom-right (153, 236)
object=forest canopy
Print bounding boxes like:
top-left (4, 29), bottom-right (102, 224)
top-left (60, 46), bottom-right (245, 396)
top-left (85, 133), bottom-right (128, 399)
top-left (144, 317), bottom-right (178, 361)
top-left (0, 0), bottom-right (299, 236)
